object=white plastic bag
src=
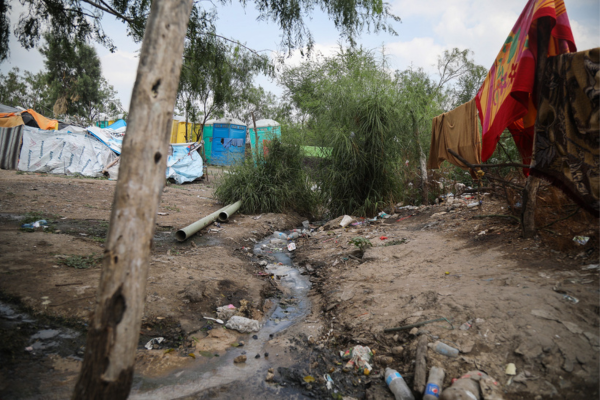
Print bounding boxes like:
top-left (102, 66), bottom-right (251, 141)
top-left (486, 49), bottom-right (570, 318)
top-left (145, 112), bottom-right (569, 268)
top-left (225, 316), bottom-right (260, 333)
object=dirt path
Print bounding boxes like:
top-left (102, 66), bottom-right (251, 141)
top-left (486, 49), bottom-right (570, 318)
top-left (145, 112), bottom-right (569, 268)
top-left (294, 206), bottom-right (599, 399)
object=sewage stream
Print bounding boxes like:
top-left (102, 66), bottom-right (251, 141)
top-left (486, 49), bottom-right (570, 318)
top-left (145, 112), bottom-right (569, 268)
top-left (129, 231), bottom-right (313, 399)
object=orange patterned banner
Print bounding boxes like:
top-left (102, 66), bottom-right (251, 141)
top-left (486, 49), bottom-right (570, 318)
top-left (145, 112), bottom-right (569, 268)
top-left (475, 0), bottom-right (576, 164)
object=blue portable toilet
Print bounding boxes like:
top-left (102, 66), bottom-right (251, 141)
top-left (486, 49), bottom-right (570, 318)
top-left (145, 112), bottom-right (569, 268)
top-left (248, 119), bottom-right (281, 157)
top-left (211, 117), bottom-right (247, 166)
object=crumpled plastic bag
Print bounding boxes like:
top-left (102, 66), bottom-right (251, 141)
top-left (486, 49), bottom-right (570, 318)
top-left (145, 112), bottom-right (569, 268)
top-left (225, 315), bottom-right (260, 333)
top-left (216, 304), bottom-right (237, 321)
top-left (340, 345), bottom-right (373, 374)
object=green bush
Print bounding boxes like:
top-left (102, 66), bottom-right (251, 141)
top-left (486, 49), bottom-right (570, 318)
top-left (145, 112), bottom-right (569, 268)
top-left (214, 138), bottom-right (317, 216)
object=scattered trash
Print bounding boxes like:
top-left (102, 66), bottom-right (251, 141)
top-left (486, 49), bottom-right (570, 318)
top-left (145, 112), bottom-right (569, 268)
top-left (467, 202), bottom-right (479, 208)
top-left (233, 355), bottom-right (247, 363)
top-left (340, 215), bottom-right (354, 227)
top-left (303, 375), bottom-right (315, 383)
top-left (288, 232), bottom-right (299, 240)
top-left (562, 294), bottom-right (579, 304)
top-left (396, 216), bottom-right (412, 222)
top-left (384, 317), bottom-right (454, 333)
top-left (25, 346), bottom-right (33, 352)
top-left (429, 341), bottom-right (459, 358)
top-left (253, 215), bottom-right (262, 220)
top-left (478, 231), bottom-right (486, 236)
top-left (424, 366), bottom-right (445, 400)
top-left (379, 211), bottom-right (391, 219)
top-left (287, 242), bottom-right (296, 251)
top-left (273, 231), bottom-right (287, 240)
top-left (203, 316), bottom-right (224, 324)
top-left (573, 236), bottom-right (590, 245)
top-left (505, 363), bottom-right (516, 375)
top-left (340, 345), bottom-right (373, 375)
top-left (325, 374), bottom-right (334, 390)
top-left (225, 316), bottom-right (260, 333)
top-left (302, 220), bottom-right (310, 228)
top-left (157, 212), bottom-right (169, 216)
top-left (21, 220), bottom-right (48, 229)
top-left (441, 370), bottom-right (502, 400)
top-left (266, 369), bottom-right (275, 381)
top-left (459, 320), bottom-right (473, 331)
top-left (144, 337), bottom-right (164, 350)
top-left (188, 353), bottom-right (196, 359)
top-left (385, 367), bottom-right (415, 400)
top-left (380, 236), bottom-right (388, 240)
top-left (216, 304), bottom-right (237, 321)
top-left (582, 264), bottom-right (599, 270)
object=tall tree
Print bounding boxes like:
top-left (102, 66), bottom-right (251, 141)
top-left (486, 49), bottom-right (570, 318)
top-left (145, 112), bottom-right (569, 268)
top-left (40, 33), bottom-right (123, 124)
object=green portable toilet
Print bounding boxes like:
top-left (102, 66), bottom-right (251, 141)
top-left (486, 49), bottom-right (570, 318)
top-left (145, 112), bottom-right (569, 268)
top-left (202, 119), bottom-right (215, 164)
top-left (249, 119), bottom-right (281, 157)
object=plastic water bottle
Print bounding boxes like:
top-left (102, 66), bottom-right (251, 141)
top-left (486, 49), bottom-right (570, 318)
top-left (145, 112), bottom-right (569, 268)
top-left (385, 367), bottom-right (415, 400)
top-left (273, 231), bottom-right (287, 239)
top-left (423, 366), bottom-right (445, 399)
top-left (428, 341), bottom-right (459, 358)
top-left (287, 232), bottom-right (299, 240)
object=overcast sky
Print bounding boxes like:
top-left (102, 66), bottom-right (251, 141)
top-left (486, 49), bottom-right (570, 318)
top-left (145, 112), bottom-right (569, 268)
top-left (2, 0), bottom-right (599, 111)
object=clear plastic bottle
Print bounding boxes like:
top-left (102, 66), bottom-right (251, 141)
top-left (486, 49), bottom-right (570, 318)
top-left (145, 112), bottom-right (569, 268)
top-left (385, 367), bottom-right (415, 400)
top-left (428, 341), bottom-right (459, 358)
top-left (273, 231), bottom-right (287, 239)
top-left (287, 232), bottom-right (299, 239)
top-left (423, 366), bottom-right (445, 399)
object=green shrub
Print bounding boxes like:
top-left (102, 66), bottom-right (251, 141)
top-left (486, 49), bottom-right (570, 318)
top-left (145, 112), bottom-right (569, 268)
top-left (214, 138), bottom-right (317, 216)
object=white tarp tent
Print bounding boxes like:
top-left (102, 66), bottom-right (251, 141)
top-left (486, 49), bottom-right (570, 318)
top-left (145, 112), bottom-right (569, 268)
top-left (166, 142), bottom-right (204, 184)
top-left (18, 126), bottom-right (118, 178)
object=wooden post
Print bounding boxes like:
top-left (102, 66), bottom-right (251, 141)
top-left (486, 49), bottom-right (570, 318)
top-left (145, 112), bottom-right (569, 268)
top-left (522, 17), bottom-right (552, 238)
top-left (71, 0), bottom-right (193, 398)
top-left (252, 111), bottom-right (259, 160)
top-left (413, 335), bottom-right (428, 394)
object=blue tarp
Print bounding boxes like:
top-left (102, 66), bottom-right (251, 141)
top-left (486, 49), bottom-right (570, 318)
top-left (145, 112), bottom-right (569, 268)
top-left (107, 119), bottom-right (127, 130)
top-left (166, 143), bottom-right (204, 184)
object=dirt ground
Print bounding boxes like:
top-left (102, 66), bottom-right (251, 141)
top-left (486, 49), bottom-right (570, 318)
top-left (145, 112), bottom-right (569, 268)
top-left (0, 169), bottom-right (598, 400)
top-left (293, 197), bottom-right (599, 400)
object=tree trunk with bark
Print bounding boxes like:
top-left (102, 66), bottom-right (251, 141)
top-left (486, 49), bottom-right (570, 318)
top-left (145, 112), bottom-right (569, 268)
top-left (412, 114), bottom-right (428, 204)
top-left (71, 0), bottom-right (194, 398)
top-left (522, 17), bottom-right (552, 238)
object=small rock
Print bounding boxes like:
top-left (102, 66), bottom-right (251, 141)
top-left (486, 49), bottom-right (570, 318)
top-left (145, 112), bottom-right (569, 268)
top-left (409, 327), bottom-right (418, 336)
top-left (190, 241), bottom-right (197, 248)
top-left (311, 361), bottom-right (319, 369)
top-left (252, 335), bottom-right (258, 340)
top-left (374, 355), bottom-right (393, 365)
top-left (266, 371), bottom-right (274, 382)
top-left (255, 354), bottom-right (260, 359)
top-left (239, 341), bottom-right (245, 346)
top-left (391, 346), bottom-right (404, 355)
top-left (475, 318), bottom-right (485, 324)
top-left (234, 355), bottom-right (247, 364)
top-left (393, 334), bottom-right (399, 342)
top-left (264, 352), bottom-right (269, 357)
top-left (268, 368), bottom-right (274, 373)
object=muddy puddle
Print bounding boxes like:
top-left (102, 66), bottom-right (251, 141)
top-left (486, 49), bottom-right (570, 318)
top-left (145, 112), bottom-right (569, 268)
top-left (129, 231), bottom-right (313, 399)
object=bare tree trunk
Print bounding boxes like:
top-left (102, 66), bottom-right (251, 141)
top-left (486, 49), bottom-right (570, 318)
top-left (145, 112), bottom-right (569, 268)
top-left (252, 111), bottom-right (259, 160)
top-left (71, 0), bottom-right (194, 398)
top-left (411, 114), bottom-right (428, 204)
top-left (522, 17), bottom-right (552, 238)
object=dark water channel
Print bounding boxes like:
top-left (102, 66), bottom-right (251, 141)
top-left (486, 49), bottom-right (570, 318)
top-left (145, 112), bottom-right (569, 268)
top-left (129, 231), bottom-right (313, 399)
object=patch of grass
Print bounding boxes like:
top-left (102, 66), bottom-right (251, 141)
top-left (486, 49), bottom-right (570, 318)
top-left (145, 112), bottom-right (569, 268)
top-left (164, 205), bottom-right (181, 212)
top-left (83, 204), bottom-right (96, 209)
top-left (349, 236), bottom-right (372, 254)
top-left (214, 138), bottom-right (317, 216)
top-left (91, 236), bottom-right (105, 243)
top-left (383, 238), bottom-right (407, 247)
top-left (60, 254), bottom-right (102, 269)
top-left (22, 211), bottom-right (45, 224)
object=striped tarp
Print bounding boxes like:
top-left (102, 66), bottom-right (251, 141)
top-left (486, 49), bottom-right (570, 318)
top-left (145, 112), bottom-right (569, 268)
top-left (0, 125), bottom-right (24, 170)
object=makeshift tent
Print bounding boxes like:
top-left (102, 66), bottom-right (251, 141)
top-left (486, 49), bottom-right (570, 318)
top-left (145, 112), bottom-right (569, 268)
top-left (475, 0), bottom-right (576, 166)
top-left (166, 143), bottom-right (204, 184)
top-left (0, 109), bottom-right (59, 130)
top-left (87, 126), bottom-right (123, 155)
top-left (18, 126), bottom-right (118, 177)
top-left (211, 117), bottom-right (246, 166)
top-left (0, 125), bottom-right (24, 170)
top-left (249, 119), bottom-right (281, 157)
top-left (107, 119), bottom-right (127, 130)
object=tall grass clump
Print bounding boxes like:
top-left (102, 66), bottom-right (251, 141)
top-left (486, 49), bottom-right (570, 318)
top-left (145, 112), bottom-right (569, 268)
top-left (215, 138), bottom-right (316, 216)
